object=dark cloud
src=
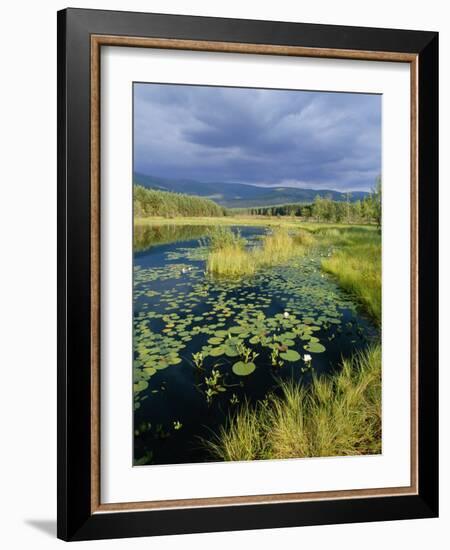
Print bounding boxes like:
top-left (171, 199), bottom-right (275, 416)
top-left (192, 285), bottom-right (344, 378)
top-left (134, 83), bottom-right (381, 192)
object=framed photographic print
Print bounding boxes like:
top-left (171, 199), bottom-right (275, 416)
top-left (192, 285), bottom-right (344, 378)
top-left (57, 8), bottom-right (438, 541)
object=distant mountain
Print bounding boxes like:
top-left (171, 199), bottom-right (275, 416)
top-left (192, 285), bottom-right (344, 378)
top-left (133, 173), bottom-right (369, 208)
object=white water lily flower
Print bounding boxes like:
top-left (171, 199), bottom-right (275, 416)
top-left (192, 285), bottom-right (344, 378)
top-left (283, 311), bottom-right (290, 318)
top-left (303, 354), bottom-right (312, 362)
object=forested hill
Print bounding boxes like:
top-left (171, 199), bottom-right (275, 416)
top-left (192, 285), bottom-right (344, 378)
top-left (134, 185), bottom-right (226, 218)
top-left (133, 172), bottom-right (369, 209)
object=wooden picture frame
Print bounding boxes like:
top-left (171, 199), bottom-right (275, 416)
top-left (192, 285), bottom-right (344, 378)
top-left (57, 8), bottom-right (438, 541)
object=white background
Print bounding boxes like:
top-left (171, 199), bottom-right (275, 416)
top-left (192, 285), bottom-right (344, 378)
top-left (102, 48), bottom-right (411, 504)
top-left (0, 1), bottom-right (447, 548)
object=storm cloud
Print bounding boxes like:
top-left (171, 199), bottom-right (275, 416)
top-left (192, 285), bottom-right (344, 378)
top-left (134, 83), bottom-right (381, 192)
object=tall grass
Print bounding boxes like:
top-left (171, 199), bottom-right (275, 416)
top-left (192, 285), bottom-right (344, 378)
top-left (203, 226), bottom-right (246, 251)
top-left (207, 245), bottom-right (257, 277)
top-left (205, 228), bottom-right (306, 277)
top-left (255, 229), bottom-right (299, 266)
top-left (204, 345), bottom-right (381, 461)
top-left (319, 227), bottom-right (381, 323)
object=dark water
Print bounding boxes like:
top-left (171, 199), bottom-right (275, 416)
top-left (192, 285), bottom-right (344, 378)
top-left (133, 224), bottom-right (378, 466)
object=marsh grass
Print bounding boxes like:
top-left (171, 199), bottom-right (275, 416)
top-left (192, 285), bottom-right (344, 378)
top-left (292, 228), bottom-right (316, 248)
top-left (319, 227), bottom-right (381, 323)
top-left (203, 345), bottom-right (381, 461)
top-left (255, 229), bottom-right (301, 266)
top-left (206, 245), bottom-right (257, 277)
top-left (206, 227), bottom-right (306, 277)
top-left (204, 226), bottom-right (247, 251)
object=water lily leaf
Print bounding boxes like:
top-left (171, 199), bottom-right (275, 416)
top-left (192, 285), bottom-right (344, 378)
top-left (229, 326), bottom-right (246, 334)
top-left (280, 350), bottom-right (301, 362)
top-left (232, 361), bottom-right (256, 376)
top-left (208, 337), bottom-right (223, 345)
top-left (304, 342), bottom-right (326, 353)
top-left (209, 346), bottom-right (225, 357)
top-left (224, 346), bottom-right (240, 357)
top-left (134, 380), bottom-right (148, 392)
top-left (281, 339), bottom-right (296, 347)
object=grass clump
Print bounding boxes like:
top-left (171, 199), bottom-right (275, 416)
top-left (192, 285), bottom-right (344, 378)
top-left (205, 227), bottom-right (306, 277)
top-left (204, 345), bottom-right (381, 461)
top-left (292, 228), bottom-right (316, 248)
top-left (255, 229), bottom-right (299, 266)
top-left (204, 226), bottom-right (246, 251)
top-left (207, 245), bottom-right (257, 277)
top-left (319, 227), bottom-right (381, 323)
top-left (205, 227), bottom-right (255, 277)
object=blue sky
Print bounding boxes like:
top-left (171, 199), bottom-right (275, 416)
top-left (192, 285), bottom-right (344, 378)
top-left (134, 83), bottom-right (381, 192)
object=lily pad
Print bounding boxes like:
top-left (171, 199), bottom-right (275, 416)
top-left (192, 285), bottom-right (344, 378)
top-left (232, 361), bottom-right (256, 376)
top-left (304, 342), bottom-right (326, 353)
top-left (281, 339), bottom-right (296, 347)
top-left (208, 337), bottom-right (224, 345)
top-left (224, 346), bottom-right (240, 357)
top-left (134, 380), bottom-right (148, 392)
top-left (280, 350), bottom-right (301, 362)
top-left (155, 360), bottom-right (169, 370)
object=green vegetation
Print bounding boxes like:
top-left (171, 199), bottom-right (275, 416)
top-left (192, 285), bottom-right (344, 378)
top-left (134, 184), bottom-right (226, 218)
top-left (203, 344), bottom-right (381, 460)
top-left (133, 185), bottom-right (382, 465)
top-left (232, 178), bottom-right (382, 225)
top-left (318, 226), bottom-right (381, 323)
top-left (201, 224), bottom-right (381, 326)
top-left (205, 227), bottom-right (307, 278)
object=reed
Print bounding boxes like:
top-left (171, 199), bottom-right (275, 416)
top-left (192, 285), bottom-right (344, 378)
top-left (206, 228), bottom-right (306, 277)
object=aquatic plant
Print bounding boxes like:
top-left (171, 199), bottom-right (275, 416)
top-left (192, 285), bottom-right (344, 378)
top-left (204, 367), bottom-right (227, 404)
top-left (192, 351), bottom-right (204, 370)
top-left (203, 345), bottom-right (381, 460)
top-left (270, 347), bottom-right (279, 366)
top-left (230, 393), bottom-right (240, 405)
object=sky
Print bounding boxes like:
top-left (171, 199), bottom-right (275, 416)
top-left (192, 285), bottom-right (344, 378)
top-left (134, 83), bottom-right (381, 192)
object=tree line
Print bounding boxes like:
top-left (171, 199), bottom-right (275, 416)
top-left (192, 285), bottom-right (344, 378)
top-left (237, 178), bottom-right (382, 226)
top-left (134, 185), bottom-right (226, 218)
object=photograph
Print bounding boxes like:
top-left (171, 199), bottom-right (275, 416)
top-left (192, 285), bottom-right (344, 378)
top-left (132, 82), bottom-right (383, 466)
